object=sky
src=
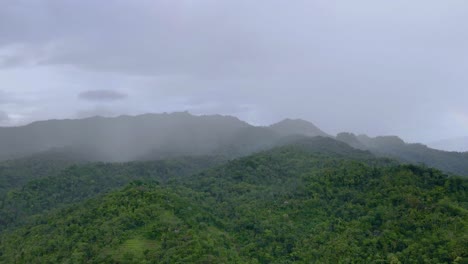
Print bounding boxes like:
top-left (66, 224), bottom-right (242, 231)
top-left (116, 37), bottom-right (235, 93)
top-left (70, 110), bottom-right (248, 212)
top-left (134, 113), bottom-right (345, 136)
top-left (0, 0), bottom-right (467, 143)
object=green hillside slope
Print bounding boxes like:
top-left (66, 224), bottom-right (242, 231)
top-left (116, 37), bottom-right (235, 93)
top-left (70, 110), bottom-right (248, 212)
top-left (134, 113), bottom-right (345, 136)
top-left (1, 141), bottom-right (466, 263)
top-left (0, 156), bottom-right (224, 230)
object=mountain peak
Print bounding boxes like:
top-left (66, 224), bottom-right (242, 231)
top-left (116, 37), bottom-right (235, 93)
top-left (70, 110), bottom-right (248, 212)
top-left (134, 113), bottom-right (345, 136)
top-left (336, 132), bottom-right (367, 150)
top-left (269, 118), bottom-right (329, 137)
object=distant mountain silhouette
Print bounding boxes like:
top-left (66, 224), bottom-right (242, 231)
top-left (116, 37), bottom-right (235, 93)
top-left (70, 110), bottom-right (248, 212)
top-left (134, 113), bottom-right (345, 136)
top-left (2, 112), bottom-right (467, 176)
top-left (0, 112), bottom-right (247, 161)
top-left (269, 118), bottom-right (329, 137)
top-left (337, 132), bottom-right (468, 176)
top-left (0, 112), bottom-right (327, 162)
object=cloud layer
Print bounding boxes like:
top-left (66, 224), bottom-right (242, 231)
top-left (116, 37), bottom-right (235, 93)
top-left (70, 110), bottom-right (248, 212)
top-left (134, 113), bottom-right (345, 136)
top-left (0, 0), bottom-right (467, 143)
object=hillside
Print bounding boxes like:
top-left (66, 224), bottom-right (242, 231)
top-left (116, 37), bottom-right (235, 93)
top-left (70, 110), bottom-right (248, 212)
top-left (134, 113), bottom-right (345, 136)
top-left (0, 141), bottom-right (466, 263)
top-left (1, 182), bottom-right (241, 263)
top-left (337, 132), bottom-right (468, 176)
top-left (0, 156), bottom-right (224, 230)
top-left (0, 137), bottom-right (368, 231)
top-left (0, 156), bottom-right (79, 196)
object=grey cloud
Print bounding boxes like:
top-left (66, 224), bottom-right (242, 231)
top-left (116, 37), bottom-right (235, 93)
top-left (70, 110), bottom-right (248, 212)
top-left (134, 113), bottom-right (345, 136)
top-left (0, 44), bottom-right (50, 68)
top-left (0, 1), bottom-right (467, 143)
top-left (0, 91), bottom-right (7, 104)
top-left (0, 54), bottom-right (26, 68)
top-left (0, 111), bottom-right (10, 123)
top-left (78, 90), bottom-right (127, 102)
top-left (1, 0), bottom-right (466, 78)
top-left (0, 90), bottom-right (14, 105)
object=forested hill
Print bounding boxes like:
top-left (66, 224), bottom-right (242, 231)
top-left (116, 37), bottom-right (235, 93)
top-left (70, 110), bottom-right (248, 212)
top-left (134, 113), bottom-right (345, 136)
top-left (0, 156), bottom-right (225, 231)
top-left (0, 137), bottom-right (375, 231)
top-left (337, 132), bottom-right (468, 176)
top-left (0, 140), bottom-right (466, 263)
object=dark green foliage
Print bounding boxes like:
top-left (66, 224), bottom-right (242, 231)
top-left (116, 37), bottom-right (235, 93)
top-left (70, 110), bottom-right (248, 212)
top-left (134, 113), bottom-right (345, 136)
top-left (0, 156), bottom-right (224, 230)
top-left (180, 147), bottom-right (467, 263)
top-left (0, 144), bottom-right (466, 263)
top-left (0, 157), bottom-right (76, 196)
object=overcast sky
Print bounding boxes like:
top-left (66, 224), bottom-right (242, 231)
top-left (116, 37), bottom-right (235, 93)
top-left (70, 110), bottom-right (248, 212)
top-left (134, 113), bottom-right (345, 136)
top-left (0, 0), bottom-right (467, 143)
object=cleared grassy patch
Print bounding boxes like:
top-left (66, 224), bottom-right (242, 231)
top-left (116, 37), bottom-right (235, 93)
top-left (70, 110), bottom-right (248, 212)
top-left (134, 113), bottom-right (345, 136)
top-left (113, 237), bottom-right (159, 262)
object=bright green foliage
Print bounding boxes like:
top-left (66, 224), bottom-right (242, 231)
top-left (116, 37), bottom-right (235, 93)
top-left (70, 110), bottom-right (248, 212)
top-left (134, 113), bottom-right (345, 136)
top-left (0, 145), bottom-right (466, 263)
top-left (0, 182), bottom-right (241, 263)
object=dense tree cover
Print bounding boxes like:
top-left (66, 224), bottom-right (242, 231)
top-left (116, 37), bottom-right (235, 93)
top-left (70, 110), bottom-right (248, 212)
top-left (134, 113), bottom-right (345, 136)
top-left (0, 144), bottom-right (466, 263)
top-left (0, 157), bottom-right (76, 196)
top-left (182, 148), bottom-right (467, 263)
top-left (0, 182), bottom-right (242, 263)
top-left (0, 137), bottom-right (366, 231)
top-left (0, 156), bottom-right (224, 230)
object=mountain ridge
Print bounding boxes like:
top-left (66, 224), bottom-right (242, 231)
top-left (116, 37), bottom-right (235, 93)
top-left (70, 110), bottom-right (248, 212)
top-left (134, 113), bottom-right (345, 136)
top-left (1, 112), bottom-right (467, 176)
top-left (268, 118), bottom-right (329, 137)
top-left (0, 112), bottom-right (326, 162)
top-left (337, 132), bottom-right (468, 176)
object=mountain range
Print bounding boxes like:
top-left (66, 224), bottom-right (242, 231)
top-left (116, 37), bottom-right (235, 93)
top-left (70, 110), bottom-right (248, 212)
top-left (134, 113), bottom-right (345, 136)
top-left (0, 112), bottom-right (466, 176)
top-left (0, 112), bottom-right (328, 162)
top-left (336, 133), bottom-right (468, 176)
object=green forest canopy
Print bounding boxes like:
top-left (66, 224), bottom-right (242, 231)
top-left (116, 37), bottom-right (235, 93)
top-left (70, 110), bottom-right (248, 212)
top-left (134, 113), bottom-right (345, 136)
top-left (0, 143), bottom-right (466, 263)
